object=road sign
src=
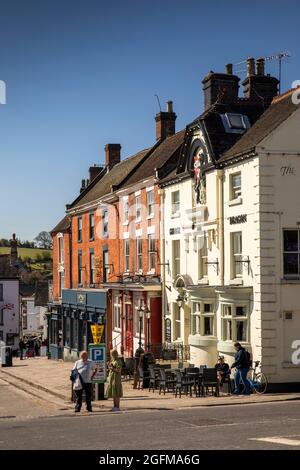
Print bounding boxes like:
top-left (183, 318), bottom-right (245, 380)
top-left (90, 324), bottom-right (104, 344)
top-left (88, 343), bottom-right (106, 383)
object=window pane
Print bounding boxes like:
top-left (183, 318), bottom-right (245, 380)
top-left (236, 321), bottom-right (246, 342)
top-left (284, 253), bottom-right (299, 275)
top-left (284, 230), bottom-right (298, 252)
top-left (204, 317), bottom-right (212, 335)
top-left (204, 303), bottom-right (211, 313)
top-left (236, 306), bottom-right (246, 316)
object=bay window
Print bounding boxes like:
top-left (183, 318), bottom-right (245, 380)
top-left (191, 301), bottom-right (215, 336)
top-left (221, 303), bottom-right (249, 342)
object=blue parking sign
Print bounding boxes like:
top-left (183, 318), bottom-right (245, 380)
top-left (88, 343), bottom-right (106, 383)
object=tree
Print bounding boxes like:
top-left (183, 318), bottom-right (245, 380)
top-left (34, 231), bottom-right (53, 249)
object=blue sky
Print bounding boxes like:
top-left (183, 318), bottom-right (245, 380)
top-left (0, 0), bottom-right (299, 241)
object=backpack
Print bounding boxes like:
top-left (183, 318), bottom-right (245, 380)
top-left (245, 350), bottom-right (252, 368)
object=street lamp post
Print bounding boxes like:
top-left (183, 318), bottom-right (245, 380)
top-left (138, 307), bottom-right (144, 350)
top-left (145, 307), bottom-right (151, 351)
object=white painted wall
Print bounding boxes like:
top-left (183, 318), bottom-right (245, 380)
top-left (0, 279), bottom-right (19, 350)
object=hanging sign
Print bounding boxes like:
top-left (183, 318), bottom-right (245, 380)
top-left (90, 324), bottom-right (104, 344)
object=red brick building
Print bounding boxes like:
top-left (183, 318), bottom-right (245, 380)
top-left (48, 102), bottom-right (184, 360)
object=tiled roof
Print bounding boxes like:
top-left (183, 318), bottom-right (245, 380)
top-left (118, 130), bottom-right (185, 189)
top-left (68, 148), bottom-right (149, 209)
top-left (50, 215), bottom-right (71, 234)
top-left (218, 90), bottom-right (300, 163)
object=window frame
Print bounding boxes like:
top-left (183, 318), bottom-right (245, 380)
top-left (147, 190), bottom-right (154, 217)
top-left (191, 301), bottom-right (215, 337)
top-left (89, 211), bottom-right (95, 240)
top-left (135, 194), bottom-right (141, 221)
top-left (230, 172), bottom-right (242, 200)
top-left (103, 209), bottom-right (109, 238)
top-left (172, 239), bottom-right (180, 278)
top-left (124, 199), bottom-right (129, 224)
top-left (89, 249), bottom-right (95, 286)
top-left (148, 234), bottom-right (155, 272)
top-left (171, 190), bottom-right (180, 217)
top-left (124, 239), bottom-right (130, 273)
top-left (78, 250), bottom-right (83, 286)
top-left (58, 235), bottom-right (64, 264)
top-left (136, 237), bottom-right (143, 273)
top-left (231, 231), bottom-right (243, 278)
top-left (198, 234), bottom-right (208, 280)
top-left (113, 293), bottom-right (122, 330)
top-left (77, 216), bottom-right (82, 242)
top-left (283, 229), bottom-right (300, 278)
top-left (221, 303), bottom-right (249, 343)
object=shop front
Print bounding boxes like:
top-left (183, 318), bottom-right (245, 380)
top-left (47, 288), bottom-right (107, 362)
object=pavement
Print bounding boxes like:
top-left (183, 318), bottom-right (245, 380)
top-left (1, 357), bottom-right (300, 414)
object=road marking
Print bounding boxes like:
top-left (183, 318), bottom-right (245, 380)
top-left (250, 436), bottom-right (300, 446)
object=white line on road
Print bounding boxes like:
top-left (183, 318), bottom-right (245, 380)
top-left (250, 436), bottom-right (300, 446)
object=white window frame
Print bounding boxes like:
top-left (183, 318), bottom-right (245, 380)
top-left (171, 190), bottom-right (180, 217)
top-left (173, 303), bottom-right (181, 340)
top-left (231, 232), bottom-right (242, 278)
top-left (198, 235), bottom-right (208, 280)
top-left (230, 172), bottom-right (242, 200)
top-left (135, 194), bottom-right (141, 222)
top-left (221, 303), bottom-right (249, 343)
top-left (136, 237), bottom-right (143, 273)
top-left (191, 301), bottom-right (215, 336)
top-left (57, 235), bottom-right (64, 264)
top-left (124, 199), bottom-right (129, 225)
top-left (147, 190), bottom-right (154, 218)
top-left (124, 239), bottom-right (130, 272)
top-left (113, 293), bottom-right (122, 330)
top-left (148, 234), bottom-right (155, 272)
top-left (90, 250), bottom-right (95, 285)
top-left (172, 239), bottom-right (180, 278)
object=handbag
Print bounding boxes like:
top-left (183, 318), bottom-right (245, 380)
top-left (73, 374), bottom-right (83, 391)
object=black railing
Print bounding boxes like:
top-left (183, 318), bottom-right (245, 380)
top-left (151, 342), bottom-right (190, 361)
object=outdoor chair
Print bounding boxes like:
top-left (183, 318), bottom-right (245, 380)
top-left (148, 366), bottom-right (157, 392)
top-left (158, 368), bottom-right (175, 395)
top-left (174, 370), bottom-right (193, 397)
top-left (201, 368), bottom-right (220, 397)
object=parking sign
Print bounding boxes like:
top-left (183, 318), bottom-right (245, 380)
top-left (88, 343), bottom-right (107, 383)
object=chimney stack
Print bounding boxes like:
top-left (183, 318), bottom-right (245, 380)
top-left (155, 101), bottom-right (176, 141)
top-left (105, 144), bottom-right (121, 171)
top-left (89, 164), bottom-right (103, 182)
top-left (202, 66), bottom-right (240, 110)
top-left (242, 57), bottom-right (279, 107)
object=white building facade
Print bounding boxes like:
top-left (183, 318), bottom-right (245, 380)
top-left (160, 83), bottom-right (300, 390)
top-left (0, 278), bottom-right (20, 352)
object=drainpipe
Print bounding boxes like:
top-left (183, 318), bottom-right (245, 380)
top-left (216, 170), bottom-right (225, 285)
top-left (159, 188), bottom-right (166, 344)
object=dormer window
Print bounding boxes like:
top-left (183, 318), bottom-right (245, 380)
top-left (221, 113), bottom-right (250, 134)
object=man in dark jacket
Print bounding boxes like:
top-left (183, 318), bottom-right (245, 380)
top-left (19, 339), bottom-right (26, 360)
top-left (231, 342), bottom-right (250, 395)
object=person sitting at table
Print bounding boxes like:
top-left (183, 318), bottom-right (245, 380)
top-left (215, 355), bottom-right (230, 386)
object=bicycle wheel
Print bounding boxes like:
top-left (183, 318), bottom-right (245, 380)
top-left (253, 372), bottom-right (268, 394)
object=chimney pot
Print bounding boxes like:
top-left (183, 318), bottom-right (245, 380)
top-left (226, 63), bottom-right (233, 75)
top-left (256, 58), bottom-right (265, 76)
top-left (167, 100), bottom-right (173, 112)
top-left (247, 57), bottom-right (255, 76)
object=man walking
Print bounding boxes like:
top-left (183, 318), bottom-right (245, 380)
top-left (72, 350), bottom-right (98, 413)
top-left (231, 342), bottom-right (250, 395)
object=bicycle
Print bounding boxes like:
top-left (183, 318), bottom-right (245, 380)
top-left (239, 360), bottom-right (268, 394)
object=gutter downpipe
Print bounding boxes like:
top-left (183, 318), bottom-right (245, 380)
top-left (216, 170), bottom-right (225, 285)
top-left (159, 187), bottom-right (166, 344)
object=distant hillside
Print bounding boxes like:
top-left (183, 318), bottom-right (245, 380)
top-left (0, 247), bottom-right (52, 260)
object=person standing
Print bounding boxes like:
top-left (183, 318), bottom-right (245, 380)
top-left (231, 342), bottom-right (250, 395)
top-left (72, 350), bottom-right (98, 413)
top-left (19, 339), bottom-right (26, 360)
top-left (106, 349), bottom-right (123, 411)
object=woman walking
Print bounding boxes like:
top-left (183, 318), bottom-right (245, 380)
top-left (106, 349), bottom-right (123, 411)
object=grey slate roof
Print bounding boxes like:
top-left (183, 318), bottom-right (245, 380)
top-left (68, 148), bottom-right (150, 209)
top-left (50, 215), bottom-right (71, 235)
top-left (218, 90), bottom-right (300, 163)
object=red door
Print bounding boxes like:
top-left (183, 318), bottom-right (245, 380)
top-left (125, 303), bottom-right (133, 357)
